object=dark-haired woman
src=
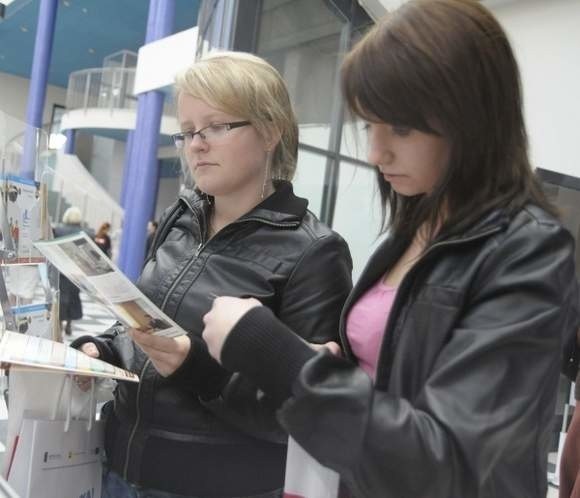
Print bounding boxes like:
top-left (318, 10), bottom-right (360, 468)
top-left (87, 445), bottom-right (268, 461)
top-left (202, 1), bottom-right (580, 497)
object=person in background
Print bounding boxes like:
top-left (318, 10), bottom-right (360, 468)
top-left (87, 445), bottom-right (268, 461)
top-left (72, 52), bottom-right (352, 498)
top-left (201, 1), bottom-right (580, 497)
top-left (93, 222), bottom-right (112, 257)
top-left (559, 324), bottom-right (580, 498)
top-left (54, 206), bottom-right (83, 336)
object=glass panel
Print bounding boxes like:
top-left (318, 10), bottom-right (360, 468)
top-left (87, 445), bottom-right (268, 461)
top-left (332, 162), bottom-right (385, 282)
top-left (48, 105), bottom-right (66, 150)
top-left (340, 24), bottom-right (372, 163)
top-left (256, 0), bottom-right (344, 150)
top-left (538, 175), bottom-right (580, 468)
top-left (0, 111), bottom-right (60, 341)
top-left (292, 148), bottom-right (327, 219)
top-left (541, 182), bottom-right (580, 276)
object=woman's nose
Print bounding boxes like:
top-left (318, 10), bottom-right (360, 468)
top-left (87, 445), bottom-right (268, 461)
top-left (367, 140), bottom-right (393, 167)
top-left (188, 133), bottom-right (208, 152)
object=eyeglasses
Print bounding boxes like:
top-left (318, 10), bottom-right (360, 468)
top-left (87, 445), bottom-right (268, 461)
top-left (172, 121), bottom-right (251, 148)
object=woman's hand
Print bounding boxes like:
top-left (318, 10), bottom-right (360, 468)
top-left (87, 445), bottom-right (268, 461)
top-left (75, 342), bottom-right (100, 391)
top-left (310, 341), bottom-right (342, 356)
top-left (128, 328), bottom-right (191, 377)
top-left (202, 296), bottom-right (262, 364)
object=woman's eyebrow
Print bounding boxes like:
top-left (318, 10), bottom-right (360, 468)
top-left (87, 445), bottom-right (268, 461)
top-left (179, 120), bottom-right (195, 130)
top-left (180, 114), bottom-right (231, 130)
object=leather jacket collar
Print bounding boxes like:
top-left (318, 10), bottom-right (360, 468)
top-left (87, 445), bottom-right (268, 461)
top-left (179, 180), bottom-right (309, 227)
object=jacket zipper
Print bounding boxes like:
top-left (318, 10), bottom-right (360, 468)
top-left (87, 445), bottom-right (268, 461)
top-left (370, 226), bottom-right (504, 386)
top-left (147, 202), bottom-right (186, 262)
top-left (123, 359), bottom-right (151, 480)
top-left (122, 205), bottom-right (299, 479)
top-left (122, 198), bottom-right (201, 481)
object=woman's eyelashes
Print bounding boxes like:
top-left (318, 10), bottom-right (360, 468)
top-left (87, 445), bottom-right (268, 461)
top-left (361, 122), bottom-right (412, 137)
top-left (391, 125), bottom-right (412, 137)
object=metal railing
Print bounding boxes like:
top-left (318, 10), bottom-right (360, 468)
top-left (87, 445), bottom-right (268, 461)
top-left (66, 67), bottom-right (176, 116)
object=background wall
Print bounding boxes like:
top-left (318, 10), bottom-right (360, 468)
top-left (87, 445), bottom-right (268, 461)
top-left (491, 0), bottom-right (580, 180)
top-left (0, 71), bottom-right (66, 125)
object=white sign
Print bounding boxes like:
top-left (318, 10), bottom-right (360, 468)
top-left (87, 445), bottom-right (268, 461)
top-left (134, 27), bottom-right (198, 95)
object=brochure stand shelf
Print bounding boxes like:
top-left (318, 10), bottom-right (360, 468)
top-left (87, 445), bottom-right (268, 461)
top-left (0, 111), bottom-right (139, 498)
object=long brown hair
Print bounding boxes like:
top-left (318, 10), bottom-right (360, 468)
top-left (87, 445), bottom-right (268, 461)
top-left (342, 0), bottom-right (555, 242)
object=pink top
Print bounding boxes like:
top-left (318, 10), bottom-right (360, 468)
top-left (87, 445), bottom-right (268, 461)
top-left (346, 279), bottom-right (397, 380)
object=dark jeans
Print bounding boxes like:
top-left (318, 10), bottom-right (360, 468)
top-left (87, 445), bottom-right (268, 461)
top-left (102, 469), bottom-right (283, 498)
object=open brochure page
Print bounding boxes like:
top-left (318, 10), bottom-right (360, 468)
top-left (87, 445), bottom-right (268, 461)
top-left (35, 232), bottom-right (186, 338)
top-left (0, 331), bottom-right (138, 382)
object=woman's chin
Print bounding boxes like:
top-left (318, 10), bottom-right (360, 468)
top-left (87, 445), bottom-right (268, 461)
top-left (193, 177), bottom-right (218, 195)
top-left (195, 182), bottom-right (226, 198)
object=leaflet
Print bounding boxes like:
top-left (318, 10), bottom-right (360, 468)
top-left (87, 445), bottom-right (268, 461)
top-left (11, 303), bottom-right (51, 338)
top-left (0, 174), bottom-right (45, 264)
top-left (34, 232), bottom-right (185, 338)
top-left (0, 330), bottom-right (139, 382)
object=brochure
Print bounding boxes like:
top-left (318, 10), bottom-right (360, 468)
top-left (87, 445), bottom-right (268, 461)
top-left (34, 231), bottom-right (186, 338)
top-left (0, 330), bottom-right (138, 382)
top-left (0, 174), bottom-right (45, 264)
top-left (11, 303), bottom-right (51, 338)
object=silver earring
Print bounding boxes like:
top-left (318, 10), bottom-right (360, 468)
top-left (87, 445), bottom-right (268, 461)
top-left (261, 151), bottom-right (272, 200)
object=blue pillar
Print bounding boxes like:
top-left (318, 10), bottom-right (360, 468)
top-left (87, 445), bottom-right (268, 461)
top-left (63, 129), bottom-right (75, 154)
top-left (118, 0), bottom-right (175, 280)
top-left (120, 130), bottom-right (135, 209)
top-left (22, 0), bottom-right (58, 179)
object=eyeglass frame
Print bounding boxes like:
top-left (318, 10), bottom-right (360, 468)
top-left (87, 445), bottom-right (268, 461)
top-left (171, 121), bottom-right (251, 148)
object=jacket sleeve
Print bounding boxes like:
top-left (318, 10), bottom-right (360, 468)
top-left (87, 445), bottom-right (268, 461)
top-left (203, 232), bottom-right (353, 443)
top-left (224, 219), bottom-right (579, 496)
top-left (277, 232), bottom-right (353, 343)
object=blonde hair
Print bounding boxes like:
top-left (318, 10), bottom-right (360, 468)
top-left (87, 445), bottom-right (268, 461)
top-left (175, 51), bottom-right (298, 181)
top-left (62, 206), bottom-right (82, 225)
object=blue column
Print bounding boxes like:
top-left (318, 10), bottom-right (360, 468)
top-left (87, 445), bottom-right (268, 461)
top-left (63, 129), bottom-right (75, 154)
top-left (22, 0), bottom-right (58, 179)
top-left (120, 130), bottom-right (135, 209)
top-left (118, 0), bottom-right (175, 280)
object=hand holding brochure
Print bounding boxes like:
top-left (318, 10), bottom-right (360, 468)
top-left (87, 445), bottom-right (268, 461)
top-left (35, 232), bottom-right (186, 338)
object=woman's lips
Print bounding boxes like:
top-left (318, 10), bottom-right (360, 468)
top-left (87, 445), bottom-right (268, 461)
top-left (195, 162), bottom-right (216, 170)
top-left (382, 172), bottom-right (404, 181)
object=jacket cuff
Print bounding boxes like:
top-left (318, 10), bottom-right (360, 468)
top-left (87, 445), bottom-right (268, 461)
top-left (168, 334), bottom-right (231, 398)
top-left (221, 306), bottom-right (316, 404)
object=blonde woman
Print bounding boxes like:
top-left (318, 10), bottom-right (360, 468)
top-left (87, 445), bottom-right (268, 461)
top-left (72, 52), bottom-right (352, 498)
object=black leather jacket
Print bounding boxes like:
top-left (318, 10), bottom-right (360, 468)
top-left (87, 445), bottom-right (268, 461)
top-left (221, 204), bottom-right (580, 498)
top-left (73, 182), bottom-right (352, 496)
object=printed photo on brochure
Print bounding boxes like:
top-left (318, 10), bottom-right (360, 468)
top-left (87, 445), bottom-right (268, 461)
top-left (34, 232), bottom-right (186, 338)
